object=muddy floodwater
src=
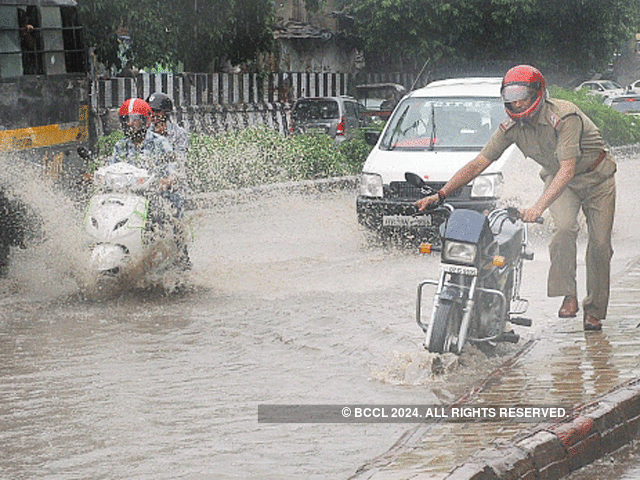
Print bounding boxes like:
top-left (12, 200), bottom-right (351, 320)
top-left (1, 151), bottom-right (639, 479)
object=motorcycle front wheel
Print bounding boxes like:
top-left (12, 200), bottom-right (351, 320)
top-left (428, 299), bottom-right (462, 354)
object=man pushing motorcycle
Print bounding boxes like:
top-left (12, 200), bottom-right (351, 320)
top-left (416, 65), bottom-right (616, 331)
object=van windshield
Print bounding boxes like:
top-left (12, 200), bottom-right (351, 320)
top-left (380, 97), bottom-right (507, 150)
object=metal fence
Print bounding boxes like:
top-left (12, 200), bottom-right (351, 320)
top-left (91, 71), bottom-right (418, 110)
top-left (91, 71), bottom-right (418, 136)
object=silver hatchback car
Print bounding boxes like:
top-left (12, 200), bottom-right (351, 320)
top-left (290, 96), bottom-right (363, 143)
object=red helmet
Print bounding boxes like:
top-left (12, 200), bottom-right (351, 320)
top-left (501, 65), bottom-right (546, 120)
top-left (118, 98), bottom-right (152, 138)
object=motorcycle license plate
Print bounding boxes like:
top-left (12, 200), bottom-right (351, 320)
top-left (441, 264), bottom-right (477, 276)
top-left (383, 215), bottom-right (431, 227)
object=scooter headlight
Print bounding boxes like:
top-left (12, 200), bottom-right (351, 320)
top-left (442, 240), bottom-right (477, 265)
top-left (471, 173), bottom-right (503, 198)
top-left (359, 172), bottom-right (383, 198)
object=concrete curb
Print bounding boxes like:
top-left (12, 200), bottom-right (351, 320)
top-left (444, 378), bottom-right (640, 480)
top-left (185, 175), bottom-right (358, 211)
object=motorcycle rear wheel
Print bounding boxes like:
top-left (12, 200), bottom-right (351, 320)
top-left (0, 241), bottom-right (9, 276)
top-left (428, 299), bottom-right (462, 354)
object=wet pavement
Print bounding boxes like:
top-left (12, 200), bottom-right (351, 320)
top-left (351, 255), bottom-right (640, 479)
top-left (2, 149), bottom-right (639, 479)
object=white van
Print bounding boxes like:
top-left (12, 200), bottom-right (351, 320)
top-left (356, 77), bottom-right (524, 239)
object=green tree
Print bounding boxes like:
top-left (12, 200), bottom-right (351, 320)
top-left (227, 0), bottom-right (275, 66)
top-left (351, 0), bottom-right (640, 76)
top-left (77, 0), bottom-right (274, 72)
top-left (77, 0), bottom-right (124, 70)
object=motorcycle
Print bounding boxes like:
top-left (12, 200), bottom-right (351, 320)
top-left (0, 180), bottom-right (44, 277)
top-left (406, 172), bottom-right (539, 355)
top-left (83, 156), bottom-right (188, 279)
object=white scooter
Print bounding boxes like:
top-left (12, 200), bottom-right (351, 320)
top-left (84, 161), bottom-right (187, 279)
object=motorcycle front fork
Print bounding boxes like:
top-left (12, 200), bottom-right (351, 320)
top-left (417, 271), bottom-right (510, 352)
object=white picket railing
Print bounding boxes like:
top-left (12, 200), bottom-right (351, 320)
top-left (91, 71), bottom-right (417, 136)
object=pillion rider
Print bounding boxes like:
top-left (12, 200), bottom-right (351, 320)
top-left (145, 92), bottom-right (190, 161)
top-left (416, 65), bottom-right (616, 332)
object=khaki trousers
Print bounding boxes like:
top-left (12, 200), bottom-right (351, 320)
top-left (545, 174), bottom-right (616, 320)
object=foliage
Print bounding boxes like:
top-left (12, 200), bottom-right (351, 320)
top-left (185, 127), bottom-right (371, 192)
top-left (338, 127), bottom-right (377, 172)
top-left (77, 0), bottom-right (123, 70)
top-left (95, 130), bottom-right (124, 157)
top-left (78, 0), bottom-right (640, 79)
top-left (227, 0), bottom-right (275, 67)
top-left (77, 0), bottom-right (275, 72)
top-left (350, 0), bottom-right (640, 76)
top-left (549, 86), bottom-right (640, 146)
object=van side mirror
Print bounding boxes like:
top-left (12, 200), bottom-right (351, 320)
top-left (364, 130), bottom-right (380, 146)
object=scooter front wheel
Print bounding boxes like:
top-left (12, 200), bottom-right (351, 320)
top-left (428, 299), bottom-right (462, 354)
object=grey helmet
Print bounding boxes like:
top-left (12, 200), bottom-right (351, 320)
top-left (146, 92), bottom-right (173, 113)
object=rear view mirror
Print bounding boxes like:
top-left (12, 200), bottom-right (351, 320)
top-left (404, 172), bottom-right (426, 188)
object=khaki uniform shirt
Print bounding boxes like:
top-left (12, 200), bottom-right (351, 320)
top-left (481, 98), bottom-right (616, 189)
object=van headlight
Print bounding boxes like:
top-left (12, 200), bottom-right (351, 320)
top-left (471, 173), bottom-right (503, 198)
top-left (359, 172), bottom-right (383, 198)
top-left (442, 241), bottom-right (477, 265)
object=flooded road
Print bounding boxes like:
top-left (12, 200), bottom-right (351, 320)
top-left (0, 187), bottom-right (516, 479)
top-left (1, 150), bottom-right (639, 479)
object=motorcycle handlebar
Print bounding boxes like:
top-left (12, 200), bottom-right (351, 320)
top-left (504, 206), bottom-right (544, 224)
top-left (411, 203), bottom-right (453, 217)
top-left (413, 204), bottom-right (544, 224)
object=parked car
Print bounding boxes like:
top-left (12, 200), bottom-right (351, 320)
top-left (290, 96), bottom-right (363, 143)
top-left (574, 80), bottom-right (625, 99)
top-left (355, 83), bottom-right (407, 122)
top-left (604, 94), bottom-right (640, 115)
top-left (356, 77), bottom-right (525, 240)
top-left (626, 79), bottom-right (640, 94)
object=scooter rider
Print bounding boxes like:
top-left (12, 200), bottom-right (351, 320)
top-left (111, 98), bottom-right (186, 209)
top-left (111, 98), bottom-right (190, 268)
top-left (416, 65), bottom-right (616, 332)
top-left (111, 98), bottom-right (174, 173)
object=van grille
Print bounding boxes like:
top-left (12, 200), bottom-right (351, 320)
top-left (388, 181), bottom-right (447, 199)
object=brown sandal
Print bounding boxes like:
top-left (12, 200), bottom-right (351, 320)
top-left (558, 295), bottom-right (579, 318)
top-left (584, 315), bottom-right (602, 331)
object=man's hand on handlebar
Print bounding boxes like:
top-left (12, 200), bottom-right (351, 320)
top-left (415, 194), bottom-right (441, 212)
top-left (520, 206), bottom-right (544, 223)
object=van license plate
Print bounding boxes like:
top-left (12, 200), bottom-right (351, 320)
top-left (383, 215), bottom-right (431, 227)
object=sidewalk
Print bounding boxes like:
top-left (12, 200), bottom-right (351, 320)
top-left (352, 256), bottom-right (640, 480)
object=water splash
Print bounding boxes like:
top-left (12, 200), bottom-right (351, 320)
top-left (0, 153), bottom-right (91, 300)
top-left (0, 153), bottom-right (192, 301)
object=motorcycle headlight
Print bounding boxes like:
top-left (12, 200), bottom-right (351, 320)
top-left (442, 240), bottom-right (477, 265)
top-left (359, 172), bottom-right (383, 198)
top-left (471, 173), bottom-right (503, 198)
